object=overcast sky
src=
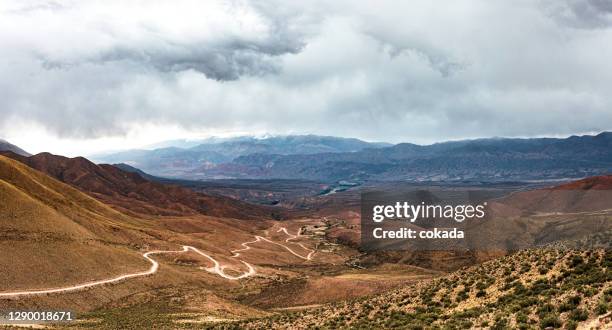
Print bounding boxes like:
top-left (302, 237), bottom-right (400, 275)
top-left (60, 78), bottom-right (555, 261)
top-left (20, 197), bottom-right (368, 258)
top-left (1, 0), bottom-right (612, 156)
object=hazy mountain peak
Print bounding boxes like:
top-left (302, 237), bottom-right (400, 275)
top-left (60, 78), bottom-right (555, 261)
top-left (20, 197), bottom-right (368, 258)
top-left (92, 134), bottom-right (392, 176)
top-left (0, 139), bottom-right (31, 156)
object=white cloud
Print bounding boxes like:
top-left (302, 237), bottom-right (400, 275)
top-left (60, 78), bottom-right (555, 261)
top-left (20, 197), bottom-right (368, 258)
top-left (1, 0), bottom-right (611, 155)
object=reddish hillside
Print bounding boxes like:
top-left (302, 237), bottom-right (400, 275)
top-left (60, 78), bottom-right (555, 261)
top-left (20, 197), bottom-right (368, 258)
top-left (552, 175), bottom-right (612, 190)
top-left (1, 151), bottom-right (281, 220)
top-left (493, 175), bottom-right (612, 215)
top-left (0, 155), bottom-right (156, 291)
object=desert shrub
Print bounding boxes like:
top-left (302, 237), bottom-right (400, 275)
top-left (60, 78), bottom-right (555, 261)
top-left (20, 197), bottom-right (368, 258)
top-left (566, 320), bottom-right (578, 330)
top-left (530, 278), bottom-right (551, 295)
top-left (515, 312), bottom-right (528, 324)
top-left (537, 304), bottom-right (555, 318)
top-left (569, 255), bottom-right (583, 268)
top-left (596, 302), bottom-right (608, 315)
top-left (539, 313), bottom-right (562, 329)
top-left (579, 287), bottom-right (597, 297)
top-left (451, 307), bottom-right (483, 319)
top-left (491, 316), bottom-right (508, 330)
top-left (568, 308), bottom-right (588, 322)
top-left (604, 288), bottom-right (612, 302)
top-left (567, 295), bottom-right (581, 306)
top-left (502, 280), bottom-right (515, 291)
top-left (604, 251), bottom-right (612, 267)
top-left (559, 295), bottom-right (581, 313)
top-left (518, 297), bottom-right (538, 308)
top-left (520, 262), bottom-right (532, 274)
top-left (558, 303), bottom-right (572, 313)
top-left (513, 281), bottom-right (528, 296)
top-left (456, 289), bottom-right (469, 302)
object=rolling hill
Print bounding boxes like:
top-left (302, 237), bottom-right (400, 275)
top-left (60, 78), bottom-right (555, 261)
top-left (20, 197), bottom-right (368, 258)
top-left (0, 155), bottom-right (156, 291)
top-left (226, 248), bottom-right (611, 329)
top-left (492, 175), bottom-right (612, 216)
top-left (0, 151), bottom-right (281, 220)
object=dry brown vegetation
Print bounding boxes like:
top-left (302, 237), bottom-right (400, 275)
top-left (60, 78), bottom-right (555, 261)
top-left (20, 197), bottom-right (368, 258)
top-left (0, 151), bottom-right (281, 220)
top-left (0, 155), bottom-right (157, 291)
top-left (2, 153), bottom-right (611, 329)
top-left (219, 248), bottom-right (611, 329)
top-left (0, 154), bottom-right (398, 326)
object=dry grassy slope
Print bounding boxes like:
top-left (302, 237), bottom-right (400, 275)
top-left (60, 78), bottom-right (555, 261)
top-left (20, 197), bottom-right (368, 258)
top-left (0, 155), bottom-right (159, 290)
top-left (226, 248), bottom-right (611, 329)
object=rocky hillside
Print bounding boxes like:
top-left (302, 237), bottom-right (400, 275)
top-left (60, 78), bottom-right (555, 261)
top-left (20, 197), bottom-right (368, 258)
top-left (223, 247), bottom-right (611, 329)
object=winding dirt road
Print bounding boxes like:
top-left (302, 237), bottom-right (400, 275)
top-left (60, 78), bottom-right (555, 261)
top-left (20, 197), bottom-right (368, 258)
top-left (0, 227), bottom-right (315, 298)
top-left (277, 227), bottom-right (316, 260)
top-left (188, 246), bottom-right (255, 280)
top-left (231, 227), bottom-right (315, 261)
top-left (0, 245), bottom-right (254, 298)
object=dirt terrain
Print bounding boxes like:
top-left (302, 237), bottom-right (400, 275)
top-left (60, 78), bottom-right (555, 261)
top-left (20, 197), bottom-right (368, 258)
top-left (0, 154), bottom-right (426, 327)
top-left (1, 153), bottom-right (610, 328)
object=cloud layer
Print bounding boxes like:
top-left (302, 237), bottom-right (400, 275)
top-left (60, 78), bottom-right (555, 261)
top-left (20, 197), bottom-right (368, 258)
top-left (1, 0), bottom-right (611, 145)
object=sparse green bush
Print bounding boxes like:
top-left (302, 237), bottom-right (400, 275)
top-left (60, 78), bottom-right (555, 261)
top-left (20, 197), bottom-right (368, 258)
top-left (565, 320), bottom-right (578, 330)
top-left (515, 312), bottom-right (528, 324)
top-left (559, 295), bottom-right (581, 313)
top-left (570, 255), bottom-right (583, 268)
top-left (568, 308), bottom-right (588, 322)
top-left (539, 313), bottom-right (562, 328)
top-left (596, 302), bottom-right (608, 315)
top-left (491, 316), bottom-right (508, 330)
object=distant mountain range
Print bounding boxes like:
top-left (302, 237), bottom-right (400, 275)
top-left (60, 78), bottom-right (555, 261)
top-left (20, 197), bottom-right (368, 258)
top-left (91, 135), bottom-right (390, 177)
top-left (9, 132), bottom-right (612, 183)
top-left (186, 132), bottom-right (612, 182)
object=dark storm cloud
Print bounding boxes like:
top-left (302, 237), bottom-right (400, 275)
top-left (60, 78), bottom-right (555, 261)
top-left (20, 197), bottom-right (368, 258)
top-left (544, 0), bottom-right (612, 29)
top-left (364, 31), bottom-right (466, 78)
top-left (1, 0), bottom-right (612, 144)
top-left (43, 38), bottom-right (303, 81)
top-left (37, 3), bottom-right (305, 81)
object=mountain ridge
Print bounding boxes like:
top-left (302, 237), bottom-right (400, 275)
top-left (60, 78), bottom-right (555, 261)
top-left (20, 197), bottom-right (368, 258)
top-left (0, 139), bottom-right (30, 156)
top-left (206, 132), bottom-right (612, 182)
top-left (91, 134), bottom-right (391, 177)
top-left (0, 151), bottom-right (280, 220)
top-left (0, 154), bottom-right (155, 290)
